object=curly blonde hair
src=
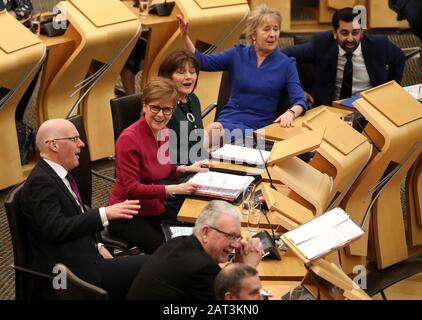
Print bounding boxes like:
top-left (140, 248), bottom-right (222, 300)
top-left (245, 4), bottom-right (282, 45)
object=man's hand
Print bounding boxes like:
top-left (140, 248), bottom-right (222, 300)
top-left (105, 199), bottom-right (140, 221)
top-left (234, 237), bottom-right (264, 267)
top-left (98, 245), bottom-right (113, 259)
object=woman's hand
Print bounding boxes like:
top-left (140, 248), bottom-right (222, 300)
top-left (185, 160), bottom-right (212, 174)
top-left (177, 14), bottom-right (189, 38)
top-left (176, 14), bottom-right (196, 54)
top-left (274, 111), bottom-right (295, 128)
top-left (273, 105), bottom-right (304, 128)
top-left (166, 182), bottom-right (200, 197)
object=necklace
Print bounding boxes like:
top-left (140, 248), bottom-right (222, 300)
top-left (178, 96), bottom-right (197, 129)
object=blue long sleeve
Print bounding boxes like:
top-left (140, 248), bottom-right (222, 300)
top-left (196, 45), bottom-right (307, 131)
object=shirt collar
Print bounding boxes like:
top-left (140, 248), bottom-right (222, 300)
top-left (338, 43), bottom-right (362, 57)
top-left (43, 159), bottom-right (68, 179)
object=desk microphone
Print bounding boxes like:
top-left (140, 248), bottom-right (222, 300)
top-left (257, 147), bottom-right (276, 190)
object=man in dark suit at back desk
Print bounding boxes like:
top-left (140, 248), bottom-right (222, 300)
top-left (21, 118), bottom-right (148, 299)
top-left (283, 7), bottom-right (405, 107)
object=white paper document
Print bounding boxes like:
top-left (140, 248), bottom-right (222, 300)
top-left (283, 208), bottom-right (364, 261)
top-left (404, 84), bottom-right (422, 101)
top-left (187, 171), bottom-right (255, 200)
top-left (169, 226), bottom-right (193, 238)
top-left (211, 144), bottom-right (271, 166)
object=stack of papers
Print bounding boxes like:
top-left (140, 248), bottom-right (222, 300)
top-left (169, 226), bottom-right (193, 238)
top-left (187, 171), bottom-right (255, 201)
top-left (283, 208), bottom-right (364, 261)
top-left (210, 144), bottom-right (271, 166)
top-left (403, 84), bottom-right (422, 101)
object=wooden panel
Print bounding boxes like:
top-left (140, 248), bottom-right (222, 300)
top-left (261, 183), bottom-right (314, 225)
top-left (303, 108), bottom-right (367, 155)
top-left (0, 12), bottom-right (40, 53)
top-left (267, 127), bottom-right (324, 165)
top-left (249, 0), bottom-right (290, 31)
top-left (69, 0), bottom-right (137, 27)
top-left (195, 0), bottom-right (247, 9)
top-left (360, 81), bottom-right (422, 127)
top-left (327, 0), bottom-right (356, 8)
top-left (368, 0), bottom-right (409, 29)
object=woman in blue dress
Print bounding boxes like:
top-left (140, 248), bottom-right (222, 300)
top-left (177, 4), bottom-right (307, 149)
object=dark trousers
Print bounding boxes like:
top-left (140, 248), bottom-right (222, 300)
top-left (108, 206), bottom-right (180, 255)
top-left (97, 254), bottom-right (149, 300)
top-left (30, 254), bottom-right (149, 300)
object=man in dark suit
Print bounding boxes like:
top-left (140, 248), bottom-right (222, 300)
top-left (21, 118), bottom-right (148, 299)
top-left (283, 7), bottom-right (405, 107)
top-left (389, 0), bottom-right (422, 41)
top-left (126, 200), bottom-right (263, 300)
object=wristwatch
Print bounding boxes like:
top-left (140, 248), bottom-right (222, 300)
top-left (287, 109), bottom-right (296, 119)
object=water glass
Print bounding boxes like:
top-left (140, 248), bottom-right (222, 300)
top-left (242, 183), bottom-right (256, 215)
top-left (30, 14), bottom-right (41, 36)
top-left (247, 201), bottom-right (261, 234)
top-left (139, 0), bottom-right (150, 18)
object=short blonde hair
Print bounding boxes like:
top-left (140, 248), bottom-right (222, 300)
top-left (245, 4), bottom-right (282, 45)
top-left (142, 77), bottom-right (178, 107)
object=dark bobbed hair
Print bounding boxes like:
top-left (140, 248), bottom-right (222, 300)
top-left (332, 7), bottom-right (359, 30)
top-left (158, 49), bottom-right (200, 92)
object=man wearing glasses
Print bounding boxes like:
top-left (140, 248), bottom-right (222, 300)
top-left (21, 118), bottom-right (149, 299)
top-left (127, 200), bottom-right (263, 300)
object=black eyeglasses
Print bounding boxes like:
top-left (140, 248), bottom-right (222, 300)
top-left (209, 226), bottom-right (242, 243)
top-left (45, 136), bottom-right (81, 143)
top-left (148, 104), bottom-right (175, 115)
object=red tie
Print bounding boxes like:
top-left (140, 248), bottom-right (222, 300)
top-left (66, 173), bottom-right (83, 206)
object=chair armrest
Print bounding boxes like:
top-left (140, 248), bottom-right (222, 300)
top-left (12, 264), bottom-right (54, 279)
top-left (201, 103), bottom-right (218, 119)
top-left (92, 170), bottom-right (115, 183)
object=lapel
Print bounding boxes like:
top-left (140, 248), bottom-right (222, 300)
top-left (328, 36), bottom-right (339, 83)
top-left (39, 160), bottom-right (83, 215)
top-left (361, 35), bottom-right (376, 85)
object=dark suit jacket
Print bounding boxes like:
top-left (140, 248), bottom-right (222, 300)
top-left (283, 31), bottom-right (405, 106)
top-left (126, 235), bottom-right (221, 300)
top-left (21, 159), bottom-right (104, 286)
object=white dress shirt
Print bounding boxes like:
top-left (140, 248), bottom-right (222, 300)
top-left (335, 43), bottom-right (372, 100)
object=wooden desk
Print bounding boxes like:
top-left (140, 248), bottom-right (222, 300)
top-left (261, 280), bottom-right (301, 300)
top-left (122, 0), bottom-right (178, 88)
top-left (256, 249), bottom-right (307, 281)
top-left (37, 35), bottom-right (75, 125)
top-left (37, 0), bottom-right (141, 161)
top-left (255, 105), bottom-right (352, 142)
top-left (178, 181), bottom-right (289, 230)
top-left (0, 11), bottom-right (45, 190)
